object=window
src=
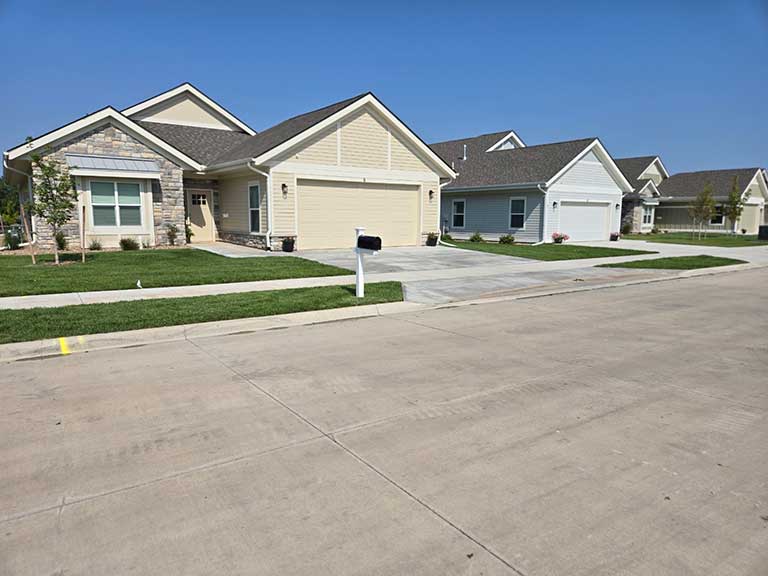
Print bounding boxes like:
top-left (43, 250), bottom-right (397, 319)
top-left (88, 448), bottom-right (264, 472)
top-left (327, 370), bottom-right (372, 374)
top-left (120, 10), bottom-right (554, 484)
top-left (509, 198), bottom-right (526, 229)
top-left (249, 183), bottom-right (260, 233)
top-left (191, 193), bottom-right (207, 205)
top-left (452, 199), bottom-right (465, 228)
top-left (642, 206), bottom-right (654, 225)
top-left (91, 181), bottom-right (142, 227)
top-left (710, 206), bottom-right (724, 225)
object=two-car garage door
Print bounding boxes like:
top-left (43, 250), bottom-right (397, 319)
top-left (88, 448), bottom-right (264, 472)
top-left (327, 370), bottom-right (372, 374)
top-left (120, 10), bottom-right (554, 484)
top-left (297, 180), bottom-right (420, 250)
top-left (558, 201), bottom-right (610, 242)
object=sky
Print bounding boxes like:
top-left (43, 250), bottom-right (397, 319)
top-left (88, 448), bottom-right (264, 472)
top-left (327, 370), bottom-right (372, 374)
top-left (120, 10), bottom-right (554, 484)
top-left (1, 0), bottom-right (766, 173)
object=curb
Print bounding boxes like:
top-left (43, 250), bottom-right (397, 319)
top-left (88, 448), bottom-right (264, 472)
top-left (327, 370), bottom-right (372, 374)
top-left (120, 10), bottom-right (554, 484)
top-left (0, 301), bottom-right (425, 364)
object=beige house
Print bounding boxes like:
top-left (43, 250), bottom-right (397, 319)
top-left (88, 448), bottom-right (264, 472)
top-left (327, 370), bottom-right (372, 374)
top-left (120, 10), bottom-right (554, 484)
top-left (3, 83), bottom-right (455, 251)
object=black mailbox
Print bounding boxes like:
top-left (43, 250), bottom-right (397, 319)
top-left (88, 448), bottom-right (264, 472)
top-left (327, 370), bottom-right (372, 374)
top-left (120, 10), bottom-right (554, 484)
top-left (759, 226), bottom-right (768, 240)
top-left (357, 235), bottom-right (382, 251)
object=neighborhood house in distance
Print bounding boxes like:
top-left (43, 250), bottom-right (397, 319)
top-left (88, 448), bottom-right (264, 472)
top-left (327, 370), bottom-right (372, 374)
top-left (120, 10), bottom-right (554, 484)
top-left (617, 156), bottom-right (767, 234)
top-left (3, 83), bottom-right (455, 251)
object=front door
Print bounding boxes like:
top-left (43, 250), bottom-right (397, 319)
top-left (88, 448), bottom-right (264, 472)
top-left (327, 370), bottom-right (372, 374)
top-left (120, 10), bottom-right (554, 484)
top-left (187, 190), bottom-right (214, 242)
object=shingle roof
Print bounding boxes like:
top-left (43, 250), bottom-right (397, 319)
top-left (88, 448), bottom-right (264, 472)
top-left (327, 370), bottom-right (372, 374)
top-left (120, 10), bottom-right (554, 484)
top-left (138, 121), bottom-right (250, 165)
top-left (210, 93), bottom-right (369, 165)
top-left (615, 156), bottom-right (658, 183)
top-left (430, 134), bottom-right (596, 190)
top-left (658, 168), bottom-right (762, 200)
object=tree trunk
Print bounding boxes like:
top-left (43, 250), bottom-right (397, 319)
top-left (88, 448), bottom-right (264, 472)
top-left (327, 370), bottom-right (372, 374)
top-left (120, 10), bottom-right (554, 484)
top-left (19, 202), bottom-right (35, 265)
top-left (52, 225), bottom-right (59, 265)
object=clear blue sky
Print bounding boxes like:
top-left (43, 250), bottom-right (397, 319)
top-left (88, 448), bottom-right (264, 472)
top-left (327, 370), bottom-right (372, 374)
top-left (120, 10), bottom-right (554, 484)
top-left (1, 0), bottom-right (765, 173)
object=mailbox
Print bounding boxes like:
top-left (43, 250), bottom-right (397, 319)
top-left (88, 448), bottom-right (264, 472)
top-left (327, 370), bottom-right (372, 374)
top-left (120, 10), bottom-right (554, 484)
top-left (357, 235), bottom-right (382, 251)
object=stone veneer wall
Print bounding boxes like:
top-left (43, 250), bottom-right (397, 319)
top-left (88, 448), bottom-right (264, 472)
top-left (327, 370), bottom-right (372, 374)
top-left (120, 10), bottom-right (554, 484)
top-left (218, 232), bottom-right (296, 252)
top-left (32, 123), bottom-right (185, 249)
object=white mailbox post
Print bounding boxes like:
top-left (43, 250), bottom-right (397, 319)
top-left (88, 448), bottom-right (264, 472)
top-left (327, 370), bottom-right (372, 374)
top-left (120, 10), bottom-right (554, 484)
top-left (354, 226), bottom-right (381, 298)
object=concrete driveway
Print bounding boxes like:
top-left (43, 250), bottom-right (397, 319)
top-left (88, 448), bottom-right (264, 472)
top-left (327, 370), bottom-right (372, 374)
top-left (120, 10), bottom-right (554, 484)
top-left (2, 269), bottom-right (766, 575)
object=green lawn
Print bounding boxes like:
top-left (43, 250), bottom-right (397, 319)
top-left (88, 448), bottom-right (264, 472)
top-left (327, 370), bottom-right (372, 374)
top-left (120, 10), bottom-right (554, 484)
top-left (0, 249), bottom-right (352, 297)
top-left (451, 241), bottom-right (656, 261)
top-left (623, 233), bottom-right (768, 248)
top-left (597, 255), bottom-right (747, 270)
top-left (0, 282), bottom-right (403, 345)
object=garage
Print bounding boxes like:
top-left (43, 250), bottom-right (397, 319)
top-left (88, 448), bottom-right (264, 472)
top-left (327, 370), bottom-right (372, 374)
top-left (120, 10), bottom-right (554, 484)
top-left (297, 180), bottom-right (420, 250)
top-left (558, 201), bottom-right (610, 241)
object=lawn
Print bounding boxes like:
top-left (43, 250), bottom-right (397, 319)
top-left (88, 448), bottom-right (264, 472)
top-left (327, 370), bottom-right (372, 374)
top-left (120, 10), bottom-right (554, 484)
top-left (450, 241), bottom-right (656, 261)
top-left (0, 249), bottom-right (352, 297)
top-left (623, 233), bottom-right (768, 248)
top-left (0, 282), bottom-right (403, 345)
top-left (597, 255), bottom-right (747, 270)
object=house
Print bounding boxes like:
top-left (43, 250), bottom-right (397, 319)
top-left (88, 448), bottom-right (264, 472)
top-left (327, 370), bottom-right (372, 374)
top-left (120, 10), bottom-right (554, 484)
top-left (615, 156), bottom-right (670, 233)
top-left (431, 131), bottom-right (633, 242)
top-left (652, 168), bottom-right (768, 234)
top-left (3, 83), bottom-right (455, 251)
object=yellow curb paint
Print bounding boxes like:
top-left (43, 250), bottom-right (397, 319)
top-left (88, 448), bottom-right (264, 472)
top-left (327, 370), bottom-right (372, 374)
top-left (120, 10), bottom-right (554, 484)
top-left (58, 337), bottom-right (70, 355)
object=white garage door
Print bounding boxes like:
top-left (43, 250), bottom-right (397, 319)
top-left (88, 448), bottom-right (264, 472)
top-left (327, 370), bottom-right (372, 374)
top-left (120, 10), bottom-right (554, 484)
top-left (558, 201), bottom-right (610, 241)
top-left (298, 180), bottom-right (420, 250)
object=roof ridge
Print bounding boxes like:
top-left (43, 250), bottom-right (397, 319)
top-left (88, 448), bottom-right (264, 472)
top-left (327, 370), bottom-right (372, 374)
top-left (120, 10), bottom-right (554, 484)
top-left (138, 119), bottom-right (251, 134)
top-left (494, 137), bottom-right (595, 152)
top-left (431, 130), bottom-right (514, 146)
top-left (259, 92), bottom-right (370, 130)
top-left (670, 167), bottom-right (761, 176)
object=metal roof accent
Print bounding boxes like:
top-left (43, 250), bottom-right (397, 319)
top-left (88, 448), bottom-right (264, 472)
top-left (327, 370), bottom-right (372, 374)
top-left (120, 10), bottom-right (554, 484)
top-left (65, 154), bottom-right (161, 173)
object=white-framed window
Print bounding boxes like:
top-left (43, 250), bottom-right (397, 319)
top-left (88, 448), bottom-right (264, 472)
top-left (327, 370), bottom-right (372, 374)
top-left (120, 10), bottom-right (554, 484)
top-left (91, 180), bottom-right (142, 227)
top-left (642, 206), bottom-right (654, 224)
top-left (710, 206), bottom-right (724, 225)
top-left (248, 183), bottom-right (260, 233)
top-left (509, 197), bottom-right (526, 229)
top-left (191, 193), bottom-right (207, 206)
top-left (451, 199), bottom-right (465, 228)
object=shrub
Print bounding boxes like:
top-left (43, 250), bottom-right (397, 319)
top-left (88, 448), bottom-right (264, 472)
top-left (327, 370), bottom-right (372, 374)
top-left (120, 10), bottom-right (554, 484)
top-left (498, 234), bottom-right (515, 244)
top-left (469, 232), bottom-right (484, 243)
top-left (119, 237), bottom-right (140, 251)
top-left (441, 233), bottom-right (454, 242)
top-left (54, 230), bottom-right (68, 251)
top-left (166, 223), bottom-right (179, 246)
top-left (88, 239), bottom-right (103, 251)
top-left (4, 231), bottom-right (21, 250)
top-left (651, 227), bottom-right (660, 234)
top-left (185, 223), bottom-right (194, 243)
top-left (621, 222), bottom-right (632, 235)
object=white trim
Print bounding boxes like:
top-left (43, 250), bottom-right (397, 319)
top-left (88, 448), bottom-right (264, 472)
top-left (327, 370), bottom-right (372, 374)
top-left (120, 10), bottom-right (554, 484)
top-left (88, 178), bottom-right (146, 231)
top-left (709, 205), bottom-right (725, 226)
top-left (508, 196), bottom-right (527, 230)
top-left (245, 94), bottom-right (456, 178)
top-left (486, 130), bottom-right (526, 152)
top-left (247, 181), bottom-right (261, 234)
top-left (652, 156), bottom-right (671, 179)
top-left (121, 83), bottom-right (256, 136)
top-left (451, 198), bottom-right (466, 229)
top-left (546, 139), bottom-right (634, 193)
top-left (266, 161), bottom-right (439, 184)
top-left (69, 168), bottom-right (162, 179)
top-left (6, 107), bottom-right (205, 171)
top-left (336, 121), bottom-right (342, 166)
top-left (744, 169), bottom-right (768, 202)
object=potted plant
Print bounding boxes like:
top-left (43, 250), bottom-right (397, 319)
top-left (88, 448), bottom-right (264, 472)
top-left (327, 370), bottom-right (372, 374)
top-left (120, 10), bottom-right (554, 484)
top-left (282, 236), bottom-right (296, 252)
top-left (426, 232), bottom-right (438, 246)
top-left (551, 232), bottom-right (569, 244)
top-left (610, 232), bottom-right (620, 241)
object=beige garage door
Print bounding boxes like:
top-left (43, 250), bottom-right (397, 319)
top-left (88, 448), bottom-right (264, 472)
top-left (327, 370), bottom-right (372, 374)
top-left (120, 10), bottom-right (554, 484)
top-left (298, 180), bottom-right (420, 250)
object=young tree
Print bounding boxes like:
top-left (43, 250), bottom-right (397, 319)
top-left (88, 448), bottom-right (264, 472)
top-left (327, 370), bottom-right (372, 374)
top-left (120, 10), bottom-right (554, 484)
top-left (31, 152), bottom-right (77, 265)
top-left (723, 176), bottom-right (748, 233)
top-left (0, 178), bottom-right (20, 233)
top-left (688, 183), bottom-right (715, 239)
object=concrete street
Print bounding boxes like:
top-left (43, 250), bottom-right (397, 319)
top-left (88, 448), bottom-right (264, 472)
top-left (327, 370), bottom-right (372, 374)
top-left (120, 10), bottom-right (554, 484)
top-left (2, 269), bottom-right (767, 575)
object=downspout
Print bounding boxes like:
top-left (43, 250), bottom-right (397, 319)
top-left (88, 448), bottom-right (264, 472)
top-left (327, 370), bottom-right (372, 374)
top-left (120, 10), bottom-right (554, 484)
top-left (3, 154), bottom-right (37, 244)
top-left (247, 161), bottom-right (272, 250)
top-left (533, 183), bottom-right (548, 245)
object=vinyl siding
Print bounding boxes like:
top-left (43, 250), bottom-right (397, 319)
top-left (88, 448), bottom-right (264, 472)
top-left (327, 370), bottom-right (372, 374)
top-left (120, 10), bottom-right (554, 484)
top-left (545, 150), bottom-right (624, 240)
top-left (339, 107), bottom-right (389, 169)
top-left (440, 190), bottom-right (544, 243)
top-left (273, 124), bottom-right (337, 165)
top-left (131, 94), bottom-right (239, 131)
top-left (641, 162), bottom-right (664, 186)
top-left (391, 129), bottom-right (431, 172)
top-left (218, 173), bottom-right (267, 234)
top-left (421, 178), bottom-right (440, 234)
top-left (271, 172), bottom-right (296, 236)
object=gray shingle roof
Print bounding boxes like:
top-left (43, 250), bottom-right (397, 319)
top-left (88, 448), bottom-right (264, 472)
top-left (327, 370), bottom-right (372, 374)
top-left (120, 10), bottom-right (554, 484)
top-left (658, 168), bottom-right (762, 200)
top-left (138, 121), bottom-right (250, 165)
top-left (210, 93), bottom-right (369, 165)
top-left (430, 134), bottom-right (596, 190)
top-left (615, 156), bottom-right (658, 183)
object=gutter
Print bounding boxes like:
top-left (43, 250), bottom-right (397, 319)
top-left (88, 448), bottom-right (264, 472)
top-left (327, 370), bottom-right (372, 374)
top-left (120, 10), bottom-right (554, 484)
top-left (437, 179), bottom-right (456, 247)
top-left (442, 181), bottom-right (547, 194)
top-left (247, 161), bottom-right (273, 250)
top-left (3, 153), bottom-right (36, 243)
top-left (535, 183), bottom-right (548, 245)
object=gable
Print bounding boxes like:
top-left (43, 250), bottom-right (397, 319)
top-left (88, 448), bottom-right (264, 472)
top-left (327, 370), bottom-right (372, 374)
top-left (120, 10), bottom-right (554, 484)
top-left (744, 170), bottom-right (768, 202)
top-left (270, 104), bottom-right (434, 174)
top-left (640, 161), bottom-right (664, 185)
top-left (128, 93), bottom-right (243, 131)
top-left (549, 149), bottom-right (626, 193)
